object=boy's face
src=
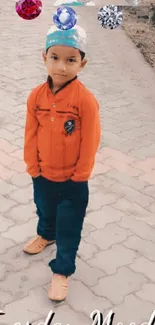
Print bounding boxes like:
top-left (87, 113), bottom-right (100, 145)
top-left (43, 45), bottom-right (87, 90)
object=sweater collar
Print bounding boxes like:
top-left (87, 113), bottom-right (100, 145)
top-left (47, 75), bottom-right (78, 94)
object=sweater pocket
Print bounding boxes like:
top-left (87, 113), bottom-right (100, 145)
top-left (63, 128), bottom-right (81, 167)
top-left (54, 111), bottom-right (81, 170)
top-left (63, 112), bottom-right (81, 169)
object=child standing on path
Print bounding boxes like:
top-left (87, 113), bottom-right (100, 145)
top-left (23, 24), bottom-right (101, 302)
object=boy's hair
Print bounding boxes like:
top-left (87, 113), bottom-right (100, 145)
top-left (46, 47), bottom-right (85, 60)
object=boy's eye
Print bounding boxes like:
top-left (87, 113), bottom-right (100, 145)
top-left (50, 56), bottom-right (76, 63)
top-left (68, 58), bottom-right (76, 63)
top-left (51, 56), bottom-right (58, 60)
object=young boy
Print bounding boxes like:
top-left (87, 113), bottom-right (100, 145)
top-left (23, 24), bottom-right (101, 302)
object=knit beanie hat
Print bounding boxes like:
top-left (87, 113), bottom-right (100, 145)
top-left (46, 24), bottom-right (87, 53)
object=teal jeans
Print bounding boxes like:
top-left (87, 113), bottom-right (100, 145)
top-left (32, 176), bottom-right (89, 276)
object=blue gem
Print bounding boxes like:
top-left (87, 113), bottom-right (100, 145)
top-left (53, 6), bottom-right (77, 30)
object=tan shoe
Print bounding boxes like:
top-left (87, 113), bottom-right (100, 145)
top-left (48, 274), bottom-right (69, 302)
top-left (23, 235), bottom-right (55, 255)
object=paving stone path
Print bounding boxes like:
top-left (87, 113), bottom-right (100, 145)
top-left (0, 1), bottom-right (155, 324)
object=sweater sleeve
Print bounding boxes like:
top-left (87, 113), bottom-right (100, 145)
top-left (24, 89), bottom-right (40, 177)
top-left (71, 94), bottom-right (101, 182)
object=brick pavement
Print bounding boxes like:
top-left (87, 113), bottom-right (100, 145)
top-left (0, 1), bottom-right (155, 324)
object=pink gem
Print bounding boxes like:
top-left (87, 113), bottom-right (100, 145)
top-left (15, 0), bottom-right (42, 20)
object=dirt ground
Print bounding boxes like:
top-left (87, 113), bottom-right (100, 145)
top-left (121, 5), bottom-right (155, 68)
top-left (139, 0), bottom-right (155, 3)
